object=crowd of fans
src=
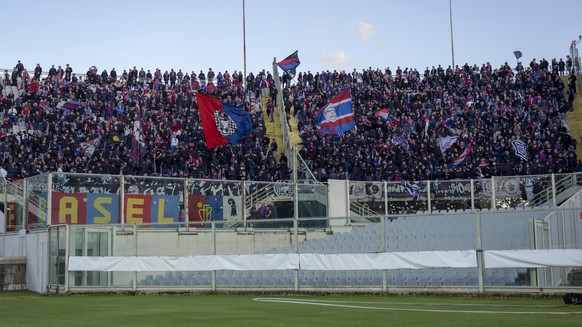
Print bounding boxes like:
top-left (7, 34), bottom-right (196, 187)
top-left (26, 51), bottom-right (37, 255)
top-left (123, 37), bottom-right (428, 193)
top-left (293, 59), bottom-right (580, 181)
top-left (1, 63), bottom-right (289, 181)
top-left (0, 57), bottom-right (580, 183)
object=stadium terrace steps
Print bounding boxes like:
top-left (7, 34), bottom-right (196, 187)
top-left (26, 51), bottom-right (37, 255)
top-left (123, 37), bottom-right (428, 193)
top-left (564, 75), bottom-right (582, 159)
top-left (287, 101), bottom-right (302, 150)
top-left (260, 90), bottom-right (302, 160)
top-left (261, 93), bottom-right (283, 162)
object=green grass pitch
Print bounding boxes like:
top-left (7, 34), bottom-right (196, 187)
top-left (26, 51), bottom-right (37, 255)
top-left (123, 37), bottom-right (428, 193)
top-left (0, 291), bottom-right (581, 326)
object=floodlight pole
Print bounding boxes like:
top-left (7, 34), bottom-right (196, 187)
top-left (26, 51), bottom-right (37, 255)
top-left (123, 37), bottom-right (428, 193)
top-left (242, 0), bottom-right (247, 87)
top-left (449, 0), bottom-right (455, 69)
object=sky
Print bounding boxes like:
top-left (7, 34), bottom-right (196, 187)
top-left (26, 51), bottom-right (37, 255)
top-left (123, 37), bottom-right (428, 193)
top-left (1, 0), bottom-right (581, 76)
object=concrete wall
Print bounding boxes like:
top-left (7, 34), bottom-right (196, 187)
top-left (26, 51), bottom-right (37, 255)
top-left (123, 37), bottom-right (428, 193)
top-left (0, 257), bottom-right (26, 291)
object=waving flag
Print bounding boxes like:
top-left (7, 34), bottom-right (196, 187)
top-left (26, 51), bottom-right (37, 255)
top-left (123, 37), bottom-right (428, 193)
top-left (375, 108), bottom-right (395, 122)
top-left (196, 93), bottom-right (252, 149)
top-left (438, 135), bottom-right (458, 153)
top-left (276, 50), bottom-right (300, 78)
top-left (316, 87), bottom-right (355, 136)
top-left (449, 145), bottom-right (473, 168)
top-left (59, 100), bottom-right (82, 112)
top-left (512, 139), bottom-right (527, 161)
top-left (513, 51), bottom-right (523, 60)
top-left (79, 137), bottom-right (101, 158)
top-left (391, 135), bottom-right (410, 153)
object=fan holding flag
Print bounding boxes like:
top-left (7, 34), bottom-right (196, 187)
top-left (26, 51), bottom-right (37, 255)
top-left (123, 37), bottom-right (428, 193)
top-left (276, 50), bottom-right (300, 79)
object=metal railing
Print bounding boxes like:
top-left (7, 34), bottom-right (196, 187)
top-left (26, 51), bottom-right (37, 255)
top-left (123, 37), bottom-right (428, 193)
top-left (2, 172), bottom-right (582, 234)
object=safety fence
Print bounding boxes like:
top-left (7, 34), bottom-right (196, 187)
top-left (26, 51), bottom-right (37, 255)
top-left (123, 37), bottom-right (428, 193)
top-left (2, 172), bottom-right (582, 234)
top-left (34, 206), bottom-right (582, 294)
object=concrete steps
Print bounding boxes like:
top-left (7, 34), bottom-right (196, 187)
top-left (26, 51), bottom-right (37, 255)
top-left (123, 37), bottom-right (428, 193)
top-left (260, 92), bottom-right (282, 161)
top-left (288, 101), bottom-right (302, 150)
top-left (564, 75), bottom-right (582, 159)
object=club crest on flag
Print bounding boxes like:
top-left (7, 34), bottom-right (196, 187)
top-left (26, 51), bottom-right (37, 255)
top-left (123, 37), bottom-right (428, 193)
top-left (323, 105), bottom-right (338, 122)
top-left (214, 111), bottom-right (237, 136)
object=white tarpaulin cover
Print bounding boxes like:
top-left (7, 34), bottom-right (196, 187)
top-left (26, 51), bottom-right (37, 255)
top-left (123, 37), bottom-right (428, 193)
top-left (484, 249), bottom-right (582, 268)
top-left (69, 251), bottom-right (477, 272)
top-left (300, 253), bottom-right (388, 270)
top-left (388, 251), bottom-right (477, 269)
top-left (300, 251), bottom-right (476, 270)
top-left (69, 254), bottom-right (300, 272)
top-left (69, 250), bottom-right (582, 272)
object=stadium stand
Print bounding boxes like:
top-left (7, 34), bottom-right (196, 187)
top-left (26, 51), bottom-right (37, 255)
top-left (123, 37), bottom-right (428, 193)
top-left (0, 57), bottom-right (580, 183)
top-left (293, 61), bottom-right (581, 182)
top-left (1, 54), bottom-right (581, 294)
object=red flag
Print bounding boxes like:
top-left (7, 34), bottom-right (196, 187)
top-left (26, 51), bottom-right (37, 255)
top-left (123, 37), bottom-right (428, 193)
top-left (170, 124), bottom-right (181, 133)
top-left (196, 93), bottom-right (229, 149)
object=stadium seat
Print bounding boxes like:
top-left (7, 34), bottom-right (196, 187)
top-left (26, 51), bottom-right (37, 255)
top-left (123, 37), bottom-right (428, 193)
top-left (173, 271), bottom-right (183, 280)
top-left (370, 276), bottom-right (383, 285)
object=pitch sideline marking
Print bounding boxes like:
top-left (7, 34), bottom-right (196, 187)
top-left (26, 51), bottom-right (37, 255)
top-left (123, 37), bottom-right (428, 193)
top-left (253, 297), bottom-right (582, 315)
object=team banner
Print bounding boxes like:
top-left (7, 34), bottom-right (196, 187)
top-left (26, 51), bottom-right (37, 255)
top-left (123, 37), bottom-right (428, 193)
top-left (187, 195), bottom-right (243, 222)
top-left (50, 192), bottom-right (180, 225)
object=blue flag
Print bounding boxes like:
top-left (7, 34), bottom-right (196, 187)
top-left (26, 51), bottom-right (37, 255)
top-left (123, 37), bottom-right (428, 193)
top-left (196, 93), bottom-right (252, 149)
top-left (316, 88), bottom-right (355, 136)
top-left (221, 103), bottom-right (252, 146)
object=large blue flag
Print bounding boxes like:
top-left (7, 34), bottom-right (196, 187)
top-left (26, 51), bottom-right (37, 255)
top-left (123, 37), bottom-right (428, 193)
top-left (316, 88), bottom-right (355, 136)
top-left (196, 93), bottom-right (252, 149)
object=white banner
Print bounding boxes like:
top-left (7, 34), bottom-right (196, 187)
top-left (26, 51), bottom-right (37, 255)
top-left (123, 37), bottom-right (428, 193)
top-left (388, 250), bottom-right (476, 269)
top-left (70, 251), bottom-right (477, 272)
top-left (69, 250), bottom-right (582, 272)
top-left (300, 253), bottom-right (389, 270)
top-left (300, 251), bottom-right (476, 270)
top-left (484, 249), bottom-right (582, 268)
top-left (69, 254), bottom-right (299, 272)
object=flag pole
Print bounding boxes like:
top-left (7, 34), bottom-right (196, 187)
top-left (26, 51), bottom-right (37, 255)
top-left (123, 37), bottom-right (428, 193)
top-left (242, 0), bottom-right (247, 88)
top-left (449, 0), bottom-right (455, 69)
